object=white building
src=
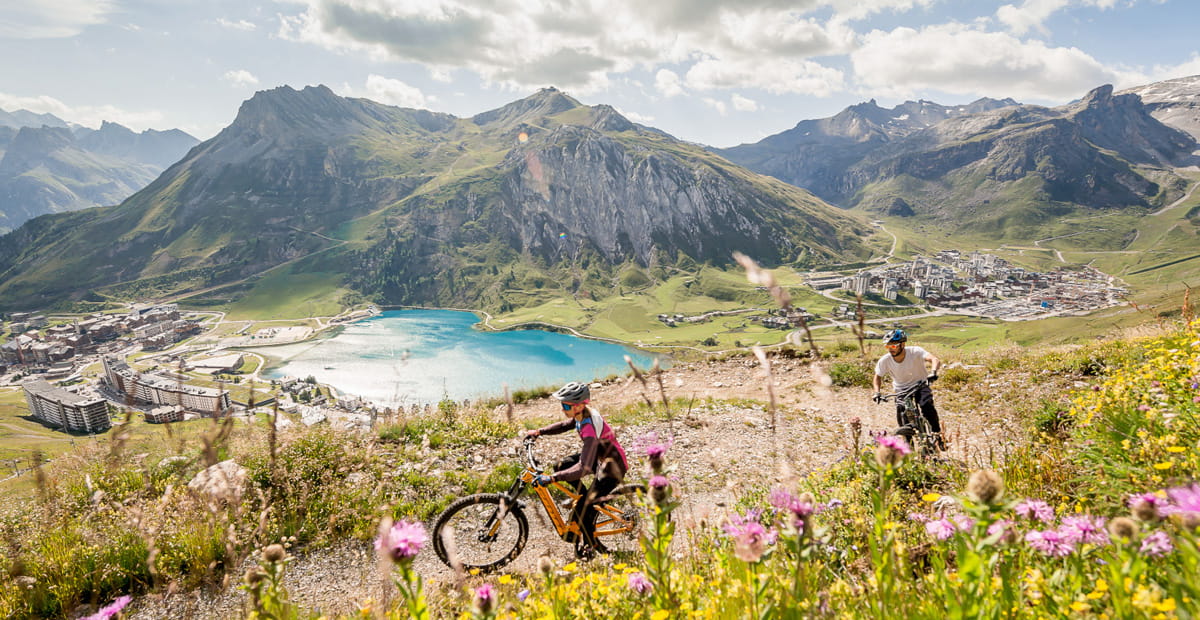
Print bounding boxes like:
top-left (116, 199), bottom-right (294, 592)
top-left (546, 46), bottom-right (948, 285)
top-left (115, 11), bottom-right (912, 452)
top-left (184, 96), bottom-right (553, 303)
top-left (23, 379), bottom-right (110, 433)
top-left (102, 357), bottom-right (232, 416)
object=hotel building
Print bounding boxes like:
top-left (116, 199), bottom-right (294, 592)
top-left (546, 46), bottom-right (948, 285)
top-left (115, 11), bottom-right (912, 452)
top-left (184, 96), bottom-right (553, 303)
top-left (102, 357), bottom-right (232, 416)
top-left (23, 379), bottom-right (110, 433)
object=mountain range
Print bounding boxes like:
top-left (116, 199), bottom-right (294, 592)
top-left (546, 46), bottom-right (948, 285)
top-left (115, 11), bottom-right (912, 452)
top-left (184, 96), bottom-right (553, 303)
top-left (719, 83), bottom-right (1198, 236)
top-left (0, 86), bottom-right (874, 311)
top-left (0, 110), bottom-right (198, 232)
top-left (0, 76), bottom-right (1196, 313)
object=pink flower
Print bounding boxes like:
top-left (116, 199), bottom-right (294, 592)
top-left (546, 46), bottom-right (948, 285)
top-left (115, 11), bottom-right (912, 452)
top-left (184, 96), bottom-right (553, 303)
top-left (952, 515), bottom-right (976, 532)
top-left (908, 512), bottom-right (931, 523)
top-left (875, 435), bottom-right (912, 455)
top-left (473, 583), bottom-right (496, 614)
top-left (1014, 499), bottom-right (1054, 523)
top-left (1139, 531), bottom-right (1174, 557)
top-left (925, 518), bottom-right (957, 541)
top-left (1128, 492), bottom-right (1171, 520)
top-left (724, 513), bottom-right (778, 562)
top-left (1166, 483), bottom-right (1200, 515)
top-left (1025, 529), bottom-right (1075, 557)
top-left (1060, 515), bottom-right (1109, 546)
top-left (627, 572), bottom-right (653, 595)
top-left (986, 519), bottom-right (1016, 542)
top-left (375, 519), bottom-right (427, 564)
top-left (83, 595), bottom-right (132, 620)
top-left (649, 475), bottom-right (670, 488)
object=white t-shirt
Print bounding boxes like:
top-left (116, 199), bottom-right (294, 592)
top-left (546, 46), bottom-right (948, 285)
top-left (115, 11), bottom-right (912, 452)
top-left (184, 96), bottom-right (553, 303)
top-left (875, 345), bottom-right (931, 392)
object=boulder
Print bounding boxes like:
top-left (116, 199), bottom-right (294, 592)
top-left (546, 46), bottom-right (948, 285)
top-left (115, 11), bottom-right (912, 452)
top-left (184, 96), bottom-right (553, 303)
top-left (187, 460), bottom-right (248, 503)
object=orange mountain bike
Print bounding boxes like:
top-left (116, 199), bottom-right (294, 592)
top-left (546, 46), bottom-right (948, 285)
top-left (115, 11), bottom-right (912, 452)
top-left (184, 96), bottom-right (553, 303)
top-left (431, 436), bottom-right (644, 572)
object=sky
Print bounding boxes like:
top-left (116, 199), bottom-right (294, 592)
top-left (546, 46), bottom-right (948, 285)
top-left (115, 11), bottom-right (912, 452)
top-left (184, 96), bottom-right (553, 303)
top-left (1, 0), bottom-right (1198, 148)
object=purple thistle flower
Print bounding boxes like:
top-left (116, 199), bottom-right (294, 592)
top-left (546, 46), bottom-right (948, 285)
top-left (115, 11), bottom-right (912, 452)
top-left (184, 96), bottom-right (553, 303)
top-left (1014, 499), bottom-right (1054, 523)
top-left (908, 512), bottom-right (931, 523)
top-left (627, 572), bottom-right (653, 595)
top-left (925, 518), bottom-right (957, 541)
top-left (645, 444), bottom-right (669, 459)
top-left (875, 435), bottom-right (912, 455)
top-left (1060, 515), bottom-right (1109, 546)
top-left (1166, 483), bottom-right (1200, 515)
top-left (375, 519), bottom-right (427, 564)
top-left (986, 519), bottom-right (1016, 543)
top-left (724, 513), bottom-right (778, 562)
top-left (1128, 492), bottom-right (1171, 520)
top-left (473, 583), bottom-right (496, 615)
top-left (952, 515), bottom-right (976, 532)
top-left (649, 475), bottom-right (670, 488)
top-left (1025, 529), bottom-right (1076, 557)
top-left (1139, 531), bottom-right (1174, 558)
top-left (83, 595), bottom-right (132, 620)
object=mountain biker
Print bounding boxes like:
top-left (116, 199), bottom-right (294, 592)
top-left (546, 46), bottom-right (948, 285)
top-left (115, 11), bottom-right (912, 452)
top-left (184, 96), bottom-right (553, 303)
top-left (523, 381), bottom-right (629, 558)
top-left (872, 329), bottom-right (945, 449)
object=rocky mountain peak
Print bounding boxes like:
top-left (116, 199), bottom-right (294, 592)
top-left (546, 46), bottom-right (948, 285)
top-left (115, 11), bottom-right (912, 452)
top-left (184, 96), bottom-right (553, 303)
top-left (471, 87), bottom-right (582, 127)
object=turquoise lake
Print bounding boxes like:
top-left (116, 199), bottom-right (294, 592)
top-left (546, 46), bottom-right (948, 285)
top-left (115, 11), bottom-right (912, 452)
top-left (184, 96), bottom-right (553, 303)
top-left (255, 309), bottom-right (660, 407)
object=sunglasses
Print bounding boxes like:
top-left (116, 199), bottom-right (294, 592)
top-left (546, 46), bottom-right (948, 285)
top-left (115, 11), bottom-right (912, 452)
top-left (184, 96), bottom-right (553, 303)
top-left (886, 343), bottom-right (903, 349)
top-left (561, 402), bottom-right (576, 411)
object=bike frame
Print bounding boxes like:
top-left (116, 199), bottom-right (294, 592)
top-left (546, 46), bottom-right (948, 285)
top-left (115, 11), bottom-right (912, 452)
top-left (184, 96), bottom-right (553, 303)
top-left (880, 380), bottom-right (938, 453)
top-left (487, 439), bottom-right (635, 542)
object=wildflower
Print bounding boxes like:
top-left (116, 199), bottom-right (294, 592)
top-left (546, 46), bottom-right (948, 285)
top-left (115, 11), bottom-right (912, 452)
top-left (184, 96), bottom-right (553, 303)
top-left (517, 589), bottom-right (530, 603)
top-left (874, 435), bottom-right (910, 467)
top-left (262, 543), bottom-right (287, 564)
top-left (1128, 492), bottom-right (1169, 522)
top-left (724, 513), bottom-right (778, 562)
top-left (627, 572), bottom-right (654, 595)
top-left (966, 469), bottom-right (1005, 505)
top-left (769, 488), bottom-right (819, 531)
top-left (375, 519), bottom-right (427, 565)
top-left (1060, 515), bottom-right (1109, 546)
top-left (82, 595), bottom-right (132, 620)
top-left (925, 518), bottom-right (957, 541)
top-left (986, 519), bottom-right (1017, 544)
top-left (1014, 499), bottom-right (1054, 523)
top-left (1025, 529), bottom-right (1076, 557)
top-left (1165, 483), bottom-right (1200, 528)
top-left (1139, 531), bottom-right (1174, 558)
top-left (649, 475), bottom-right (671, 506)
top-left (908, 512), bottom-right (931, 523)
top-left (1107, 517), bottom-right (1139, 542)
top-left (952, 515), bottom-right (976, 532)
top-left (473, 583), bottom-right (496, 615)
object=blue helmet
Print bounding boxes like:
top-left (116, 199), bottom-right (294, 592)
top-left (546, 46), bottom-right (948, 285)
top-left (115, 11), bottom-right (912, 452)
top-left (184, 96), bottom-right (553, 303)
top-left (882, 329), bottom-right (907, 344)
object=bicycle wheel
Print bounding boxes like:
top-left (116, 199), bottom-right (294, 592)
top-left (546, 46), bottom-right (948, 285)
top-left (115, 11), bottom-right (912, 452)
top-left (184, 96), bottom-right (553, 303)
top-left (432, 493), bottom-right (528, 572)
top-left (588, 484), bottom-right (645, 557)
top-left (914, 416), bottom-right (938, 457)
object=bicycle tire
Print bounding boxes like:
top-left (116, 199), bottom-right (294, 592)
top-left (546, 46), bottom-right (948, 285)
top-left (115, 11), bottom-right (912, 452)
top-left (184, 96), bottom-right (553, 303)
top-left (432, 493), bottom-right (528, 572)
top-left (588, 484), bottom-right (645, 556)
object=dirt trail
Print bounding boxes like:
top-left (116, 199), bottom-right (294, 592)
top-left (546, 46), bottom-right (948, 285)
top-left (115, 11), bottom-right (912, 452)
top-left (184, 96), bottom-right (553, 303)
top-left (130, 356), bottom-right (1041, 619)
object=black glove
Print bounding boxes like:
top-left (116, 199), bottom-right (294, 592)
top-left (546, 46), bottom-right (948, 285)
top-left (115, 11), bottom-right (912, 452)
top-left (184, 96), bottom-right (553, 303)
top-left (872, 392), bottom-right (883, 404)
top-left (927, 373), bottom-right (938, 384)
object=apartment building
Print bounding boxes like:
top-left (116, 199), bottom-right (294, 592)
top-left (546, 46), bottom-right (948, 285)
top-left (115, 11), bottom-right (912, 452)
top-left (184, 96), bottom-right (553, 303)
top-left (102, 356), bottom-right (232, 416)
top-left (23, 379), bottom-right (110, 433)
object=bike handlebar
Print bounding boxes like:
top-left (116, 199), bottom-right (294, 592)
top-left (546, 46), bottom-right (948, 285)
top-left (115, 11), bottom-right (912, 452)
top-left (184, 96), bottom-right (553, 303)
top-left (876, 379), bottom-right (929, 403)
top-left (522, 435), bottom-right (542, 471)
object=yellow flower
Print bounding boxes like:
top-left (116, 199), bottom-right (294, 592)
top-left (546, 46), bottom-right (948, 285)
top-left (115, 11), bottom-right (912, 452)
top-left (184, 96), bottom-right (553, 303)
top-left (498, 574), bottom-right (513, 585)
top-left (1071, 601), bottom-right (1091, 612)
top-left (651, 610), bottom-right (672, 620)
top-left (1155, 598), bottom-right (1177, 613)
top-left (563, 562), bottom-right (578, 573)
top-left (1154, 461), bottom-right (1174, 470)
top-left (1096, 579), bottom-right (1108, 592)
top-left (1167, 446), bottom-right (1186, 453)
top-left (922, 493), bottom-right (941, 502)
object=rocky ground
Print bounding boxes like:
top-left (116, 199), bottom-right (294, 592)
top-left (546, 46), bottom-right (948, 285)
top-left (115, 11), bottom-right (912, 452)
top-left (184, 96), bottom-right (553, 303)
top-left (128, 353), bottom-right (1072, 619)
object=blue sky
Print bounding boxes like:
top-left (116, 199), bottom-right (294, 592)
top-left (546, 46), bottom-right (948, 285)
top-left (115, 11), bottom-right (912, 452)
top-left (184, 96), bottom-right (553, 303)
top-left (1, 0), bottom-right (1197, 147)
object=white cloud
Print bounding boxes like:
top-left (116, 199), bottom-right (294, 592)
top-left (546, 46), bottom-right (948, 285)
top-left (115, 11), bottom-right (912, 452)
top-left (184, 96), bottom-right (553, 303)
top-left (276, 0), bottom-right (852, 94)
top-left (216, 18), bottom-right (257, 32)
top-left (655, 69), bottom-right (685, 98)
top-left (1149, 53), bottom-right (1200, 84)
top-left (362, 75), bottom-right (430, 108)
top-left (223, 70), bottom-right (260, 87)
top-left (687, 57), bottom-right (844, 96)
top-left (996, 0), bottom-right (1124, 36)
top-left (615, 107), bottom-right (654, 124)
top-left (851, 23), bottom-right (1134, 101)
top-left (731, 93), bottom-right (759, 112)
top-left (0, 0), bottom-right (114, 39)
top-left (702, 97), bottom-right (728, 115)
top-left (0, 91), bottom-right (165, 131)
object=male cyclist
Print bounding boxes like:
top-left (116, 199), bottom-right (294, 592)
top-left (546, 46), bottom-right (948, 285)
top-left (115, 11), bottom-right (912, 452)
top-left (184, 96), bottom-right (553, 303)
top-left (872, 329), bottom-right (945, 449)
top-left (524, 381), bottom-right (628, 558)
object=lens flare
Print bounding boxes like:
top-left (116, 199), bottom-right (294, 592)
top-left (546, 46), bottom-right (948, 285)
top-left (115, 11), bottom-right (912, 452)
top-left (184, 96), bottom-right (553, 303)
top-left (558, 232), bottom-right (567, 239)
top-left (517, 132), bottom-right (529, 143)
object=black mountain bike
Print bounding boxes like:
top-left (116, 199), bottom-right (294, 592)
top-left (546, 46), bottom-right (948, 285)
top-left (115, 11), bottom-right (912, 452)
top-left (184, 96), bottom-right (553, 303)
top-left (431, 436), bottom-right (644, 573)
top-left (877, 380), bottom-right (941, 458)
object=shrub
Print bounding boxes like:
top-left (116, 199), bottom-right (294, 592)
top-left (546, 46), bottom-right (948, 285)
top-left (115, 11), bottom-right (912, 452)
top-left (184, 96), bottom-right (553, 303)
top-left (829, 360), bottom-right (873, 388)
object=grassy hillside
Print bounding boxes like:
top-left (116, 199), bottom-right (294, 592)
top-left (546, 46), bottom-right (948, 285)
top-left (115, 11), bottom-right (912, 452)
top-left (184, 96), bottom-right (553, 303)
top-left (2, 308), bottom-right (1197, 618)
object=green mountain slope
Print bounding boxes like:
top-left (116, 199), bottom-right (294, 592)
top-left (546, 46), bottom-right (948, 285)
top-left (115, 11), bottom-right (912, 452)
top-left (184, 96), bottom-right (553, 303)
top-left (0, 86), bottom-right (876, 312)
